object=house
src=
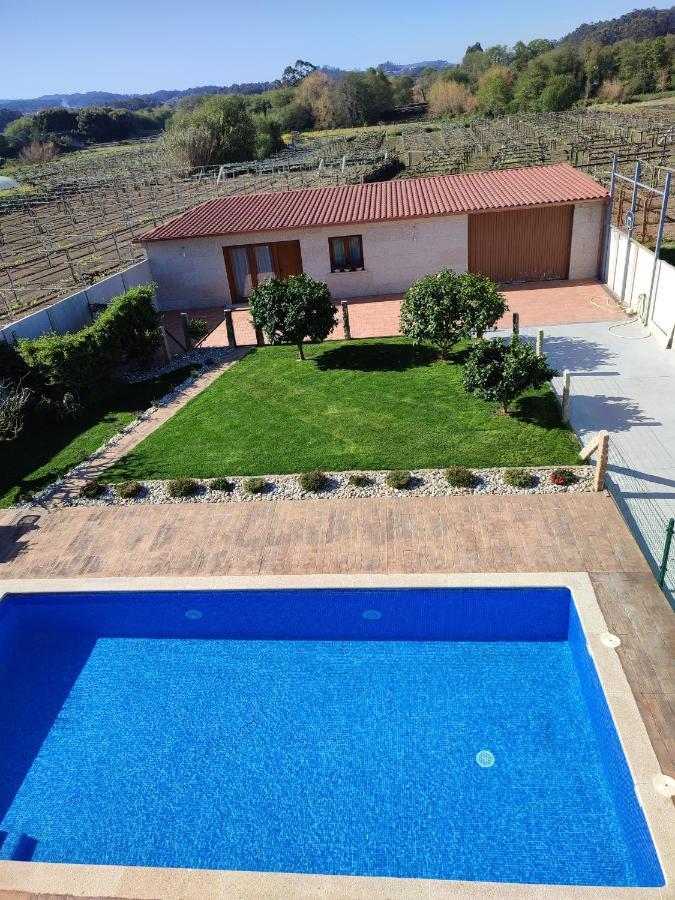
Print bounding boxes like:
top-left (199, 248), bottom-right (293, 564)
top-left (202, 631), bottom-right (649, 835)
top-left (137, 163), bottom-right (609, 311)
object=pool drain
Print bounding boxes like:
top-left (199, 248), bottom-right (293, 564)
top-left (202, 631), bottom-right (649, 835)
top-left (362, 609), bottom-right (382, 620)
top-left (185, 609), bottom-right (203, 620)
top-left (476, 750), bottom-right (495, 768)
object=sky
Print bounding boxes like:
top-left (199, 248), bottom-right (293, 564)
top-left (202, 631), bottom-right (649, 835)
top-left (2, 0), bottom-right (647, 99)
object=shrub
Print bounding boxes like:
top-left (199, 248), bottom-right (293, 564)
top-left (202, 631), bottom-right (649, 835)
top-left (463, 338), bottom-right (558, 413)
top-left (503, 468), bottom-right (536, 489)
top-left (385, 470), bottom-right (413, 489)
top-left (249, 274), bottom-right (337, 360)
top-left (187, 317), bottom-right (209, 339)
top-left (298, 470), bottom-right (328, 492)
top-left (445, 466), bottom-right (475, 488)
top-left (79, 480), bottom-right (105, 499)
top-left (19, 140), bottom-right (57, 164)
top-left (550, 468), bottom-right (578, 486)
top-left (243, 476), bottom-right (267, 494)
top-left (16, 285), bottom-right (159, 402)
top-left (210, 476), bottom-right (234, 492)
top-left (348, 473), bottom-right (371, 487)
top-left (168, 477), bottom-right (199, 498)
top-left (400, 270), bottom-right (507, 358)
top-left (117, 480), bottom-right (142, 499)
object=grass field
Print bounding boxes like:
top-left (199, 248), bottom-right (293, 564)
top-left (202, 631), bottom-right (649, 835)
top-left (0, 367), bottom-right (191, 507)
top-left (105, 339), bottom-right (580, 482)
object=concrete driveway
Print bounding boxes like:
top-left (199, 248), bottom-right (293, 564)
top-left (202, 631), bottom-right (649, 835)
top-left (515, 315), bottom-right (675, 604)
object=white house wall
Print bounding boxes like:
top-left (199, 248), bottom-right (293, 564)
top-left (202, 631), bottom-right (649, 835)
top-left (144, 215), bottom-right (469, 310)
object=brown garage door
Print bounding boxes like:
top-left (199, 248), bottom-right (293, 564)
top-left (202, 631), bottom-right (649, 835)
top-left (469, 205), bottom-right (574, 282)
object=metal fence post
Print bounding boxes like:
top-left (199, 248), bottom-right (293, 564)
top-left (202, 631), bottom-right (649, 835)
top-left (341, 300), bottom-right (351, 340)
top-left (659, 518), bottom-right (674, 587)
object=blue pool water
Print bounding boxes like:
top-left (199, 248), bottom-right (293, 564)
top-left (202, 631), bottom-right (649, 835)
top-left (0, 587), bottom-right (664, 886)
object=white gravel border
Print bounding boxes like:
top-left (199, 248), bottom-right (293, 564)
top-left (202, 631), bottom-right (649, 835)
top-left (65, 466), bottom-right (593, 507)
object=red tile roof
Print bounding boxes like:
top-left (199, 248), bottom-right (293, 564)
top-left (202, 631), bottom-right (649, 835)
top-left (138, 163), bottom-right (607, 242)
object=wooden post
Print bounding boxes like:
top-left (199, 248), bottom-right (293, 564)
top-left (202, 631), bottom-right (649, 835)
top-left (593, 430), bottom-right (609, 492)
top-left (223, 308), bottom-right (236, 348)
top-left (180, 312), bottom-right (192, 351)
top-left (561, 370), bottom-right (571, 423)
top-left (158, 326), bottom-right (172, 363)
top-left (536, 329), bottom-right (544, 357)
top-left (512, 311), bottom-right (520, 338)
top-left (341, 300), bottom-right (351, 340)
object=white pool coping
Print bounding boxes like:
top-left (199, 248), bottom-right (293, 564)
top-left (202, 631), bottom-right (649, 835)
top-left (0, 572), bottom-right (673, 900)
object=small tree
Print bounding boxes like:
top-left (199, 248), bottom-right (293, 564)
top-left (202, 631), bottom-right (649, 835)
top-left (249, 275), bottom-right (337, 360)
top-left (399, 270), bottom-right (507, 358)
top-left (462, 337), bottom-right (558, 414)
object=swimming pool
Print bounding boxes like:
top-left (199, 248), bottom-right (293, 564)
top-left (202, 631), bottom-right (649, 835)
top-left (0, 583), bottom-right (666, 889)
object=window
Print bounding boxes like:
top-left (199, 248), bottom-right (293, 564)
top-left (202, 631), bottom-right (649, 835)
top-left (224, 243), bottom-right (275, 300)
top-left (329, 235), bottom-right (364, 272)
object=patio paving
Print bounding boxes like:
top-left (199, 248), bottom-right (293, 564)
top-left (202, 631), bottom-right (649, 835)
top-left (512, 317), bottom-right (675, 605)
top-left (160, 279), bottom-right (625, 349)
top-left (0, 492), bottom-right (673, 782)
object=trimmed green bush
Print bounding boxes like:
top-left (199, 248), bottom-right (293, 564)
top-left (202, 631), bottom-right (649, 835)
top-left (503, 468), bottom-right (536, 488)
top-left (16, 285), bottom-right (159, 401)
top-left (117, 480), bottom-right (142, 499)
top-left (550, 468), bottom-right (578, 486)
top-left (348, 473), bottom-right (371, 487)
top-left (243, 476), bottom-right (267, 494)
top-left (385, 470), bottom-right (413, 489)
top-left (187, 317), bottom-right (209, 339)
top-left (445, 465), bottom-right (475, 488)
top-left (463, 337), bottom-right (558, 413)
top-left (210, 476), bottom-right (234, 492)
top-left (298, 470), bottom-right (328, 492)
top-left (79, 480), bottom-right (105, 499)
top-left (168, 476), bottom-right (199, 497)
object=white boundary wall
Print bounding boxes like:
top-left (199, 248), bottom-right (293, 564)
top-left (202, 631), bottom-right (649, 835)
top-left (606, 225), bottom-right (675, 340)
top-left (0, 260), bottom-right (152, 345)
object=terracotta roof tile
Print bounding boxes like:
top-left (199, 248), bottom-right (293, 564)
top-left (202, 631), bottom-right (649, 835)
top-left (138, 163), bottom-right (607, 242)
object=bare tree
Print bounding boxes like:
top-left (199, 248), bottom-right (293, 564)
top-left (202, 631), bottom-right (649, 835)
top-left (0, 380), bottom-right (31, 441)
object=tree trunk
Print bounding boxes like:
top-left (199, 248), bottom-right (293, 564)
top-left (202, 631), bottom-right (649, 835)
top-left (297, 342), bottom-right (305, 361)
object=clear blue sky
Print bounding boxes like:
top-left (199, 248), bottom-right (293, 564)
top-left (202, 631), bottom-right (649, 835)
top-left (2, 0), bottom-right (643, 99)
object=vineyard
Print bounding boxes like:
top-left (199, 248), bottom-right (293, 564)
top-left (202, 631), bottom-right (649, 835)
top-left (2, 104), bottom-right (675, 325)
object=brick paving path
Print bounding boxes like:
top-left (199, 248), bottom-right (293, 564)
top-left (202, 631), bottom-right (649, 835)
top-left (1, 492), bottom-right (672, 781)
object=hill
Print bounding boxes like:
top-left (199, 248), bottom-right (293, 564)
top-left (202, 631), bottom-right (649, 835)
top-left (560, 6), bottom-right (675, 45)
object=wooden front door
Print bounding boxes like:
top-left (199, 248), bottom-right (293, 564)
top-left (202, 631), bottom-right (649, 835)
top-left (273, 240), bottom-right (303, 279)
top-left (468, 205), bottom-right (574, 282)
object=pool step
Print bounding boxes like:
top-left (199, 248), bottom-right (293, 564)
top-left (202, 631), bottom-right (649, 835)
top-left (0, 830), bottom-right (38, 861)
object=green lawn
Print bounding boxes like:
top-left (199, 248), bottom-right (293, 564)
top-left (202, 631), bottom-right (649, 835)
top-left (0, 367), bottom-right (192, 507)
top-left (105, 339), bottom-right (580, 482)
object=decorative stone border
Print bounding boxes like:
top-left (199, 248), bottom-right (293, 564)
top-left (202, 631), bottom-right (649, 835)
top-left (62, 466), bottom-right (593, 508)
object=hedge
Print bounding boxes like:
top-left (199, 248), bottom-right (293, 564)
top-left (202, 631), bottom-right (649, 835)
top-left (16, 285), bottom-right (159, 399)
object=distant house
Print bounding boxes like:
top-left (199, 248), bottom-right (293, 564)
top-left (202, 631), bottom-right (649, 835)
top-left (137, 163), bottom-right (609, 310)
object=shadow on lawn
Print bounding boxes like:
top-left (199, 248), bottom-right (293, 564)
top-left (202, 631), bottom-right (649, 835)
top-left (315, 342), bottom-right (439, 372)
top-left (511, 392), bottom-right (572, 430)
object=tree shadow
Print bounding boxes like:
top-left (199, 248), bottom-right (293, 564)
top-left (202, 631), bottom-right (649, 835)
top-left (527, 334), bottom-right (617, 374)
top-left (569, 394), bottom-right (660, 433)
top-left (315, 342), bottom-right (439, 372)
